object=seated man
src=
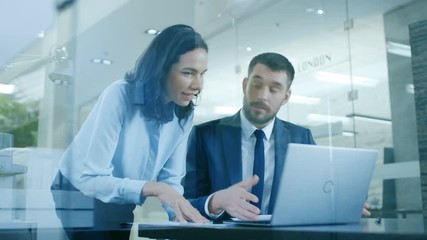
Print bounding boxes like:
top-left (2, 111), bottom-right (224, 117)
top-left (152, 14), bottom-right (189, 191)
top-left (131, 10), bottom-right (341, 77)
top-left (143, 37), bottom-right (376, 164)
top-left (184, 52), bottom-right (316, 220)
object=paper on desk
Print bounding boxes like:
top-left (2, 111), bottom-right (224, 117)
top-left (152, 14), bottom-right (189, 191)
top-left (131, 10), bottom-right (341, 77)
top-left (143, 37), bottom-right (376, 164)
top-left (139, 220), bottom-right (229, 229)
top-left (231, 214), bottom-right (272, 222)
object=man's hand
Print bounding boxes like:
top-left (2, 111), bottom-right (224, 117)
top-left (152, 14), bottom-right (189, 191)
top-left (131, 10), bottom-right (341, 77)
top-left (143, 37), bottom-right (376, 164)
top-left (209, 175), bottom-right (261, 221)
top-left (362, 203), bottom-right (371, 216)
top-left (142, 182), bottom-right (208, 223)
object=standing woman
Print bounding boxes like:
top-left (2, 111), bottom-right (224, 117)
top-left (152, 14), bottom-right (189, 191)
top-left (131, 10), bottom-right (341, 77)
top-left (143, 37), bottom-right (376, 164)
top-left (51, 24), bottom-right (208, 239)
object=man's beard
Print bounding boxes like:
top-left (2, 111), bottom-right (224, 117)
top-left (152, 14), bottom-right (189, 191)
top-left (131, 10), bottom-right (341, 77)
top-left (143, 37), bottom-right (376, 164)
top-left (242, 100), bottom-right (275, 126)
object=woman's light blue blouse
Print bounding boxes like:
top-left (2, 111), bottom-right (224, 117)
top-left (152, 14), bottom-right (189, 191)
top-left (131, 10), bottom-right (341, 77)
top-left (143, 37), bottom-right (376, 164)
top-left (59, 79), bottom-right (193, 208)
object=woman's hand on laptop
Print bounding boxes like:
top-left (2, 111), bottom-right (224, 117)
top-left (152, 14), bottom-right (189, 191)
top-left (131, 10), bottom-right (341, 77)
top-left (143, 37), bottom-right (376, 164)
top-left (208, 176), bottom-right (261, 220)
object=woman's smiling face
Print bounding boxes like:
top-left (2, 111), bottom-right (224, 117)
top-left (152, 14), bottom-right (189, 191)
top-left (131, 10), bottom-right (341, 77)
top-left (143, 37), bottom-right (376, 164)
top-left (165, 48), bottom-right (208, 107)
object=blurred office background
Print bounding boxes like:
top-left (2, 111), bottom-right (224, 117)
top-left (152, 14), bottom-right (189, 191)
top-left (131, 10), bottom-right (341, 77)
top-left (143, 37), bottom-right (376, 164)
top-left (1, 0), bottom-right (426, 239)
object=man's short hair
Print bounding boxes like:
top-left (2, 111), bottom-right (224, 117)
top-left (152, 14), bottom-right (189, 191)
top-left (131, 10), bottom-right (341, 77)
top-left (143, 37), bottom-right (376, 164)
top-left (248, 52), bottom-right (295, 86)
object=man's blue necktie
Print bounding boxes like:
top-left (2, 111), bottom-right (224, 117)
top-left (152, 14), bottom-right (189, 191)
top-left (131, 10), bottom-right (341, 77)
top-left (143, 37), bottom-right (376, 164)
top-left (252, 129), bottom-right (265, 211)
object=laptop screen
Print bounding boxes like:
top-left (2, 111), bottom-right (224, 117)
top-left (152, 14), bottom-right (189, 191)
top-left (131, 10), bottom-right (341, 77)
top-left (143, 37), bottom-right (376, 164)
top-left (269, 143), bottom-right (377, 226)
top-left (228, 144), bottom-right (377, 227)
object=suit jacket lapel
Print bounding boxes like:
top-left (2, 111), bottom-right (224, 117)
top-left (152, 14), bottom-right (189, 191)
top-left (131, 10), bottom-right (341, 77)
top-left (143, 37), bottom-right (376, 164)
top-left (219, 112), bottom-right (243, 185)
top-left (268, 118), bottom-right (290, 213)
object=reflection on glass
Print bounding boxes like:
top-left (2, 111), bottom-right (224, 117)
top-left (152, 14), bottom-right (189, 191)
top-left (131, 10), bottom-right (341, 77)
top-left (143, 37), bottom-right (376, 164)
top-left (0, 0), bottom-right (425, 239)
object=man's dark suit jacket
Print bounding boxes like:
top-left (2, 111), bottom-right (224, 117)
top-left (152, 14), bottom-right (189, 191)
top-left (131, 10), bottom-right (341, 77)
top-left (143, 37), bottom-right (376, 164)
top-left (183, 111), bottom-right (316, 218)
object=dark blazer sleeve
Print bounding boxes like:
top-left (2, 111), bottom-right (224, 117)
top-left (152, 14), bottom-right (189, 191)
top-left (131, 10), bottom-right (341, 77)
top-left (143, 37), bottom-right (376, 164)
top-left (306, 128), bottom-right (316, 145)
top-left (183, 125), bottom-right (211, 217)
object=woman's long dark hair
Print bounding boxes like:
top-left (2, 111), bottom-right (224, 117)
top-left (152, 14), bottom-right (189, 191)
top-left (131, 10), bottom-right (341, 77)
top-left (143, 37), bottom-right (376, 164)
top-left (125, 24), bottom-right (208, 125)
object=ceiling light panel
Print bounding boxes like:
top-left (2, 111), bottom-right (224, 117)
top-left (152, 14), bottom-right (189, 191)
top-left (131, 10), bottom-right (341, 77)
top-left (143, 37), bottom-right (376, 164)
top-left (314, 71), bottom-right (378, 87)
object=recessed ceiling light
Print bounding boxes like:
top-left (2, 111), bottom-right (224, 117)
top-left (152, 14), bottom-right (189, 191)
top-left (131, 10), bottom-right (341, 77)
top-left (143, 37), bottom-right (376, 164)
top-left (342, 131), bottom-right (356, 137)
top-left (144, 29), bottom-right (160, 35)
top-left (307, 114), bottom-right (350, 123)
top-left (316, 9), bottom-right (324, 15)
top-left (91, 58), bottom-right (113, 65)
top-left (37, 31), bottom-right (45, 38)
top-left (246, 47), bottom-right (252, 51)
top-left (314, 71), bottom-right (378, 87)
top-left (91, 58), bottom-right (102, 64)
top-left (101, 59), bottom-right (112, 65)
top-left (289, 95), bottom-right (320, 105)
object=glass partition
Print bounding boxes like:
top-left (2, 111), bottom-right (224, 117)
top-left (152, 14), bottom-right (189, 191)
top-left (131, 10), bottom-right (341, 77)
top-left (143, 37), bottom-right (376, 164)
top-left (198, 0), bottom-right (421, 220)
top-left (0, 0), bottom-right (424, 239)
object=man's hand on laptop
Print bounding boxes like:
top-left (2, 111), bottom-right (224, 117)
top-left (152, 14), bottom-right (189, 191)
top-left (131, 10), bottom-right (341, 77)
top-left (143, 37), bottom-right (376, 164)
top-left (362, 203), bottom-right (371, 216)
top-left (208, 176), bottom-right (261, 220)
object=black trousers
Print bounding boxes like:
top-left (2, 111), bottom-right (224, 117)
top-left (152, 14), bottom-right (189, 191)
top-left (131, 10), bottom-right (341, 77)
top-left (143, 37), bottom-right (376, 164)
top-left (51, 172), bottom-right (135, 240)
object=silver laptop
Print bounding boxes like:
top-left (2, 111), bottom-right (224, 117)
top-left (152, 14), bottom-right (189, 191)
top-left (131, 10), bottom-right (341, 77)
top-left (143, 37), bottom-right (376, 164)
top-left (230, 143), bottom-right (377, 226)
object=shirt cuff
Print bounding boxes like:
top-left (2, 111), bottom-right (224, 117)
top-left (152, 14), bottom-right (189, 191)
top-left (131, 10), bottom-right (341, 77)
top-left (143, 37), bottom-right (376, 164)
top-left (204, 193), bottom-right (225, 219)
top-left (127, 179), bottom-right (146, 205)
